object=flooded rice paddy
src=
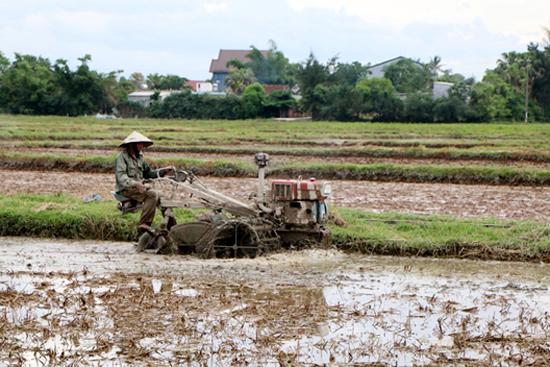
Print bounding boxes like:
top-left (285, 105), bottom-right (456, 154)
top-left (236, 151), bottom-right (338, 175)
top-left (1, 237), bottom-right (549, 366)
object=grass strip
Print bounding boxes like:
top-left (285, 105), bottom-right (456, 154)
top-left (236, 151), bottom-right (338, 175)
top-left (272, 162), bottom-right (550, 185)
top-left (3, 140), bottom-right (550, 163)
top-left (3, 114), bottom-right (550, 142)
top-left (0, 194), bottom-right (197, 241)
top-left (331, 209), bottom-right (550, 262)
top-left (1, 194), bottom-right (548, 262)
top-left (2, 151), bottom-right (549, 185)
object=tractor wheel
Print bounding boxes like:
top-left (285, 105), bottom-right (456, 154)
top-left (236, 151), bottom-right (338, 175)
top-left (167, 222), bottom-right (212, 253)
top-left (136, 232), bottom-right (174, 254)
top-left (194, 220), bottom-right (261, 259)
top-left (136, 232), bottom-right (153, 253)
top-left (155, 236), bottom-right (178, 255)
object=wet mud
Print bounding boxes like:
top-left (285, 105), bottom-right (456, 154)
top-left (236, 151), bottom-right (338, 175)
top-left (2, 169), bottom-right (549, 222)
top-left (1, 237), bottom-right (549, 366)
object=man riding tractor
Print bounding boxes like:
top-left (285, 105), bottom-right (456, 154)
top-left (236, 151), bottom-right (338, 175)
top-left (114, 131), bottom-right (173, 247)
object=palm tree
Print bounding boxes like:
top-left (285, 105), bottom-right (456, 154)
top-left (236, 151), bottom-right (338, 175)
top-left (224, 68), bottom-right (256, 95)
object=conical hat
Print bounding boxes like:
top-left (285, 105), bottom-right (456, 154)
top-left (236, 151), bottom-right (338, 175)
top-left (119, 131), bottom-right (153, 147)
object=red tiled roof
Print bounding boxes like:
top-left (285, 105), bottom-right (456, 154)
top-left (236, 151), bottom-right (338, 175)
top-left (209, 49), bottom-right (268, 73)
top-left (186, 80), bottom-right (200, 91)
top-left (263, 84), bottom-right (289, 94)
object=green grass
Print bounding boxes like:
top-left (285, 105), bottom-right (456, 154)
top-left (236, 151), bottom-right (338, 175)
top-left (2, 151), bottom-right (549, 185)
top-left (0, 193), bottom-right (197, 241)
top-left (2, 139), bottom-right (550, 163)
top-left (2, 114), bottom-right (550, 147)
top-left (331, 209), bottom-right (550, 260)
top-left (1, 194), bottom-right (549, 262)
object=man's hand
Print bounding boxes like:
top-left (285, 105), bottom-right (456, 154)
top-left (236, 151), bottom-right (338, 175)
top-left (135, 182), bottom-right (150, 194)
top-left (159, 167), bottom-right (175, 177)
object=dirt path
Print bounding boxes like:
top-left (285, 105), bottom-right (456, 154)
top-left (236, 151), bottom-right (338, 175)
top-left (1, 237), bottom-right (549, 366)
top-left (3, 169), bottom-right (550, 221)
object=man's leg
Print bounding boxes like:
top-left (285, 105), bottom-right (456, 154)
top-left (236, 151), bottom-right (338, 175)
top-left (140, 189), bottom-right (159, 229)
top-left (120, 187), bottom-right (160, 231)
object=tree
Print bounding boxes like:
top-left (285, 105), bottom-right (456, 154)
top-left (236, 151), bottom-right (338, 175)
top-left (129, 72), bottom-right (145, 90)
top-left (427, 56), bottom-right (445, 81)
top-left (146, 73), bottom-right (163, 89)
top-left (49, 55), bottom-right (106, 115)
top-left (0, 51), bottom-right (9, 75)
top-left (356, 77), bottom-right (402, 121)
top-left (526, 43), bottom-right (550, 121)
top-left (146, 73), bottom-right (187, 90)
top-left (241, 82), bottom-right (266, 118)
top-left (225, 68), bottom-right (256, 94)
top-left (295, 53), bottom-right (329, 119)
top-left (384, 59), bottom-right (430, 93)
top-left (159, 74), bottom-right (188, 90)
top-left (330, 61), bottom-right (369, 86)
top-left (469, 71), bottom-right (523, 121)
top-left (263, 90), bottom-right (296, 117)
top-left (246, 40), bottom-right (291, 84)
top-left (403, 92), bottom-right (434, 122)
top-left (0, 53), bottom-right (55, 114)
top-left (433, 96), bottom-right (471, 122)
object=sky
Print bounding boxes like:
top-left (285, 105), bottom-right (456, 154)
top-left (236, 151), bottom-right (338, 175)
top-left (1, 0), bottom-right (549, 81)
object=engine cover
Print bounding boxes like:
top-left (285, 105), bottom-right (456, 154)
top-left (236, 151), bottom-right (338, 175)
top-left (271, 178), bottom-right (325, 201)
top-left (270, 178), bottom-right (329, 226)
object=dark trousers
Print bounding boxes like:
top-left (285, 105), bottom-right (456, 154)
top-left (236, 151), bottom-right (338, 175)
top-left (120, 187), bottom-right (160, 228)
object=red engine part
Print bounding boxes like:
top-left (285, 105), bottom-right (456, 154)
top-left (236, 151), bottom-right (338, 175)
top-left (271, 178), bottom-right (323, 201)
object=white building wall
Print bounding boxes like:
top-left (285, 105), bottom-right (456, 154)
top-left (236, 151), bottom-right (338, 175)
top-left (432, 81), bottom-right (454, 99)
top-left (196, 82), bottom-right (213, 93)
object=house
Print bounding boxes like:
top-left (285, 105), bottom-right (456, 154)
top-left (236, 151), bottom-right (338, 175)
top-left (127, 90), bottom-right (175, 107)
top-left (367, 56), bottom-right (424, 78)
top-left (209, 49), bottom-right (267, 92)
top-left (186, 80), bottom-right (213, 94)
top-left (368, 56), bottom-right (453, 99)
top-left (432, 81), bottom-right (454, 99)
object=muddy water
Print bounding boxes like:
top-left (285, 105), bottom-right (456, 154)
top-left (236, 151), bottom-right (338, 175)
top-left (1, 237), bottom-right (549, 366)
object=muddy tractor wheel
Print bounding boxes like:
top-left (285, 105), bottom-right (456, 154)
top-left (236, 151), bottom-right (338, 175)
top-left (194, 220), bottom-right (262, 259)
top-left (136, 232), bottom-right (155, 253)
top-left (167, 222), bottom-right (212, 254)
top-left (137, 232), bottom-right (176, 254)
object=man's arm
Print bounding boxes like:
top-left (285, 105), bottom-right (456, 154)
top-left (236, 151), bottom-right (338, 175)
top-left (115, 154), bottom-right (141, 190)
top-left (143, 160), bottom-right (160, 179)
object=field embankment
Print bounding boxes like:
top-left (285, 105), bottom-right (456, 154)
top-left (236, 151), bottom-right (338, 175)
top-left (2, 151), bottom-right (550, 186)
top-left (2, 115), bottom-right (550, 185)
top-left (1, 194), bottom-right (549, 263)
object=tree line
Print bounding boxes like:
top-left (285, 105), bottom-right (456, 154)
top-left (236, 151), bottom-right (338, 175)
top-left (1, 33), bottom-right (550, 122)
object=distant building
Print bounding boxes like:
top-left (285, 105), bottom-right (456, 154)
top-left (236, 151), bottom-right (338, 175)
top-left (368, 56), bottom-right (454, 99)
top-left (186, 80), bottom-right (213, 94)
top-left (432, 81), bottom-right (454, 99)
top-left (367, 56), bottom-right (424, 78)
top-left (127, 90), bottom-right (175, 107)
top-left (263, 84), bottom-right (289, 94)
top-left (209, 49), bottom-right (267, 92)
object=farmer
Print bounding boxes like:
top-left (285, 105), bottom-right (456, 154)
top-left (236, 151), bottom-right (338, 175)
top-left (114, 131), bottom-right (164, 233)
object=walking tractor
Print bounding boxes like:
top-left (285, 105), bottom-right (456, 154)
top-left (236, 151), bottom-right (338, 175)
top-left (116, 153), bottom-right (332, 257)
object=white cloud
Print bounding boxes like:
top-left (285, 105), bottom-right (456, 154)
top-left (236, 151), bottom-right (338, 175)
top-left (202, 1), bottom-right (231, 13)
top-left (287, 0), bottom-right (550, 43)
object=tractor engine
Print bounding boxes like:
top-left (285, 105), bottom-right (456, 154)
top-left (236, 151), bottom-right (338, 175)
top-left (270, 178), bottom-right (330, 226)
top-left (255, 152), bottom-right (332, 246)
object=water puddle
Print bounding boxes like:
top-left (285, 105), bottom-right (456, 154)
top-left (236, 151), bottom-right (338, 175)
top-left (1, 237), bottom-right (549, 366)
